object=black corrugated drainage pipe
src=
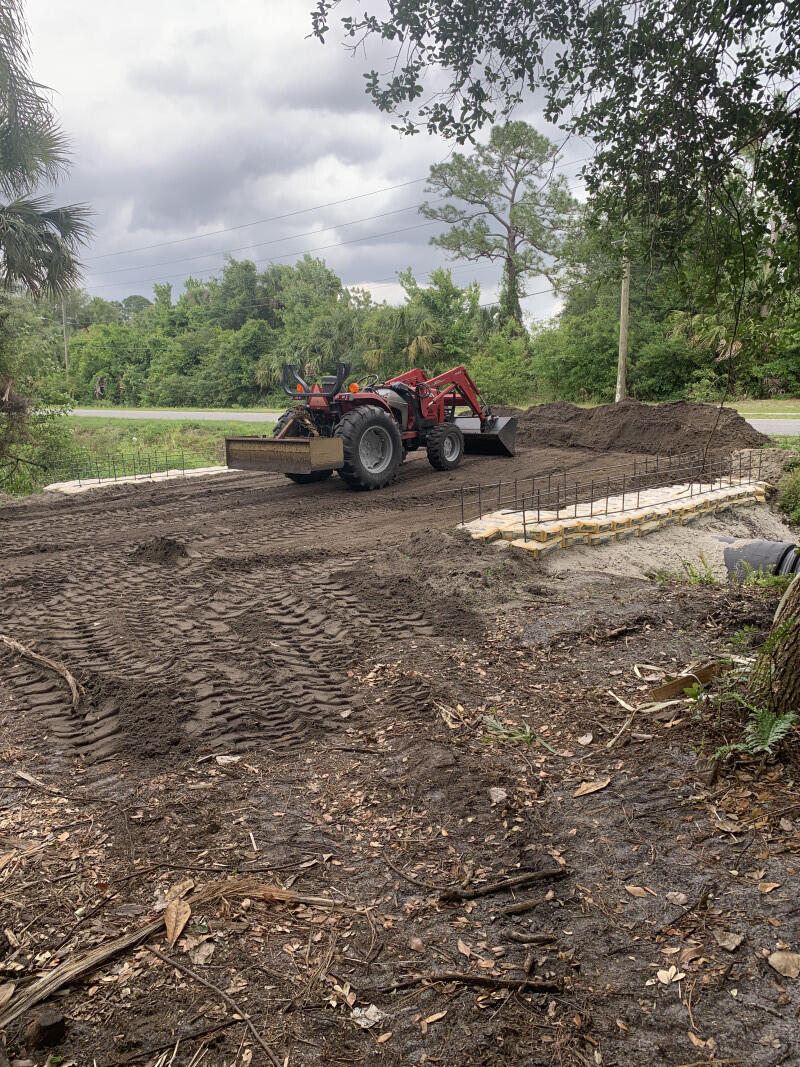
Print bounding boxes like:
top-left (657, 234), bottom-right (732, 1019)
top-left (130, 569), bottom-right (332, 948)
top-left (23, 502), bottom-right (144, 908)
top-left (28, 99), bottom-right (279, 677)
top-left (722, 540), bottom-right (800, 580)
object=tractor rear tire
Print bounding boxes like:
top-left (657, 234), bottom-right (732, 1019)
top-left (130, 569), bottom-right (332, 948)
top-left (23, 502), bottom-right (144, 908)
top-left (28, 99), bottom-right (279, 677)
top-left (275, 410), bottom-right (333, 484)
top-left (335, 406), bottom-right (402, 490)
top-left (427, 423), bottom-right (465, 471)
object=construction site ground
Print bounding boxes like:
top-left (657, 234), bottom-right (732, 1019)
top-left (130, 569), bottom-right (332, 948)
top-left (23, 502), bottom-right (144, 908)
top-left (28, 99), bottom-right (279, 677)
top-left (1, 442), bottom-right (799, 1067)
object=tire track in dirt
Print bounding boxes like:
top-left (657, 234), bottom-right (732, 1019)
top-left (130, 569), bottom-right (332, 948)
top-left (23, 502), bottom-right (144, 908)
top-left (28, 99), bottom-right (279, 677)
top-left (0, 445), bottom-right (649, 789)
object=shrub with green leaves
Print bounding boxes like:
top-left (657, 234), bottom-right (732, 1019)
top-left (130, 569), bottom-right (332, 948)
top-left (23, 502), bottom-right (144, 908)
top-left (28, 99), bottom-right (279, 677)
top-left (777, 467), bottom-right (800, 525)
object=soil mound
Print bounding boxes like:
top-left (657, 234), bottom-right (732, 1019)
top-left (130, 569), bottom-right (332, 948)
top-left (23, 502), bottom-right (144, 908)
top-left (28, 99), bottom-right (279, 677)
top-left (131, 536), bottom-right (189, 565)
top-left (504, 399), bottom-right (768, 455)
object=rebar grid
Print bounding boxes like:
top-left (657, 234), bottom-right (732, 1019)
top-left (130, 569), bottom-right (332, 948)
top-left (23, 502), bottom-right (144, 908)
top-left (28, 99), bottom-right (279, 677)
top-left (45, 446), bottom-right (224, 488)
top-left (449, 449), bottom-right (764, 528)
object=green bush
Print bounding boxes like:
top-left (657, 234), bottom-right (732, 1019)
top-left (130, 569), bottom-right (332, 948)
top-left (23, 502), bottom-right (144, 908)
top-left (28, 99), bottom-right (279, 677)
top-left (778, 468), bottom-right (800, 524)
top-left (466, 326), bottom-right (532, 404)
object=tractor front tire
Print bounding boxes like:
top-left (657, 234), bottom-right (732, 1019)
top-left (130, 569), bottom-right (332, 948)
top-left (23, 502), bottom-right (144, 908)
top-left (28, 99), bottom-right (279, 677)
top-left (335, 407), bottom-right (402, 490)
top-left (427, 423), bottom-right (465, 471)
top-left (274, 410), bottom-right (333, 484)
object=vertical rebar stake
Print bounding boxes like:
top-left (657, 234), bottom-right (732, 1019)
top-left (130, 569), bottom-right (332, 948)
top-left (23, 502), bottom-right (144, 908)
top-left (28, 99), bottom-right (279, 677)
top-left (182, 451), bottom-right (185, 476)
top-left (460, 487), bottom-right (465, 527)
top-left (498, 481), bottom-right (502, 509)
top-left (478, 485), bottom-right (482, 519)
top-left (622, 475), bottom-right (626, 512)
top-left (522, 495), bottom-right (527, 542)
top-left (590, 480), bottom-right (594, 517)
top-left (537, 488), bottom-right (540, 523)
top-left (514, 478), bottom-right (518, 509)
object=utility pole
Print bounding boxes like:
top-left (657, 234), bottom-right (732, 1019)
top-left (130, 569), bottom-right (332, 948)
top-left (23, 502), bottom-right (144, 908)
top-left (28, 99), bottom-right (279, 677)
top-left (61, 297), bottom-right (69, 370)
top-left (615, 252), bottom-right (630, 402)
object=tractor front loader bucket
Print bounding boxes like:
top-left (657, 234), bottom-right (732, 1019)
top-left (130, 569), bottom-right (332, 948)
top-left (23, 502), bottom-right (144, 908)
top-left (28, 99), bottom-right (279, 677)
top-left (225, 435), bottom-right (344, 475)
top-left (455, 416), bottom-right (517, 457)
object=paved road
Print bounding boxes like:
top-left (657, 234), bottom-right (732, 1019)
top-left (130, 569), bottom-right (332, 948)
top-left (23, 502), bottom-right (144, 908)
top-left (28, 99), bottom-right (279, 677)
top-left (71, 408), bottom-right (800, 435)
top-left (72, 408), bottom-right (281, 422)
top-left (748, 418), bottom-right (800, 436)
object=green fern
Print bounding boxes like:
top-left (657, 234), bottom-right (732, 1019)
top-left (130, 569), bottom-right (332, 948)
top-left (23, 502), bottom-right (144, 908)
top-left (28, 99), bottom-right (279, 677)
top-left (715, 694), bottom-right (798, 759)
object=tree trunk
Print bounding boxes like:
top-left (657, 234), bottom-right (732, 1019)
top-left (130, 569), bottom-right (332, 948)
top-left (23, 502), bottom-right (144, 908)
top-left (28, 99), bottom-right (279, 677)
top-left (500, 252), bottom-right (523, 328)
top-left (750, 574), bottom-right (800, 715)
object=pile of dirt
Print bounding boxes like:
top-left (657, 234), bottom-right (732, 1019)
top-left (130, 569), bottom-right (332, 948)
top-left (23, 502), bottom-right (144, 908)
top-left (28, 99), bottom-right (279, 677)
top-left (130, 536), bottom-right (188, 565)
top-left (502, 399), bottom-right (768, 455)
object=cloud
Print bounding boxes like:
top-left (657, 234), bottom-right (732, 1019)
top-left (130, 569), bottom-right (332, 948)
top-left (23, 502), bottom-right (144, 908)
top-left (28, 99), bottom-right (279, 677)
top-left (24, 0), bottom-right (583, 321)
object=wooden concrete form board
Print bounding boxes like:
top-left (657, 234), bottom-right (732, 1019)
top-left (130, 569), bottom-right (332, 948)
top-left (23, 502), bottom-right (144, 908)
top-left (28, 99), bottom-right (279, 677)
top-left (464, 480), bottom-right (768, 554)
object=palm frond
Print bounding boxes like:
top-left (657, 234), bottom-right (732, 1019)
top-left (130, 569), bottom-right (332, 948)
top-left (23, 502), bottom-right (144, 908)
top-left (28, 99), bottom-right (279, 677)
top-left (0, 196), bottom-right (92, 296)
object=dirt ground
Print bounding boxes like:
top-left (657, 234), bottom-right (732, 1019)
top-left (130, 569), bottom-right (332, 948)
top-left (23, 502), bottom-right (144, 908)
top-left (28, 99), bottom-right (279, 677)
top-left (1, 444), bottom-right (799, 1067)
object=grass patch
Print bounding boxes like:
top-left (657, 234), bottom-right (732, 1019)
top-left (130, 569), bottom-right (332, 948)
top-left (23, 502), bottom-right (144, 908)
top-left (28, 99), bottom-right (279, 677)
top-left (729, 398), bottom-right (800, 416)
top-left (65, 416), bottom-right (274, 459)
top-left (777, 466), bottom-right (800, 525)
top-left (771, 435), bottom-right (800, 452)
top-left (17, 416), bottom-right (280, 490)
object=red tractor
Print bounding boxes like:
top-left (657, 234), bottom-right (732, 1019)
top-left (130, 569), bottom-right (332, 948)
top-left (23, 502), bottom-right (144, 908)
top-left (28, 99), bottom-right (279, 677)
top-left (225, 362), bottom-right (517, 491)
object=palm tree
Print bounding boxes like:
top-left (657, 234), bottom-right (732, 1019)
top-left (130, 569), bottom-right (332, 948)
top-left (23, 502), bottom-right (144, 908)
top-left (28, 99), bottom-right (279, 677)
top-left (0, 0), bottom-right (91, 299)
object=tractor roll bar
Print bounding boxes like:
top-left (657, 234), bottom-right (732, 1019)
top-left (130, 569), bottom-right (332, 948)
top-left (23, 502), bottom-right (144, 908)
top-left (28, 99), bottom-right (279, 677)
top-left (282, 362), bottom-right (351, 397)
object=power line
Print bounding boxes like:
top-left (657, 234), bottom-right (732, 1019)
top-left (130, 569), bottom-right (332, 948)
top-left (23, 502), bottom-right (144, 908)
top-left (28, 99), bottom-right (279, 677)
top-left (86, 200), bottom-right (444, 280)
top-left (85, 155), bottom-right (594, 267)
top-left (86, 178), bottom-right (429, 261)
top-left (86, 219), bottom-right (444, 291)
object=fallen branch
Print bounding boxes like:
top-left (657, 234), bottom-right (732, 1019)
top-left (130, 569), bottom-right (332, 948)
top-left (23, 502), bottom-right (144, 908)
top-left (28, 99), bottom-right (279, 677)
top-left (500, 894), bottom-right (549, 917)
top-left (383, 856), bottom-right (441, 891)
top-left (440, 867), bottom-right (570, 903)
top-left (0, 876), bottom-right (340, 1028)
top-left (377, 970), bottom-right (561, 993)
top-left (0, 635), bottom-right (83, 709)
top-left (146, 947), bottom-right (280, 1067)
top-left (606, 711), bottom-right (637, 750)
top-left (506, 932), bottom-right (558, 945)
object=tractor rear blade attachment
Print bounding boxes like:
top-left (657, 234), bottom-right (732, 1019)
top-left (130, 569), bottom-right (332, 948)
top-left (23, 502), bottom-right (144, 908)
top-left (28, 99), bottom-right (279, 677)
top-left (455, 416), bottom-right (517, 457)
top-left (225, 435), bottom-right (344, 474)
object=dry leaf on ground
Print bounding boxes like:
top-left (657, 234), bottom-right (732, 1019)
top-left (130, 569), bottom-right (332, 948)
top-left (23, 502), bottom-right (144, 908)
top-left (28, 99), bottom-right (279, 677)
top-left (666, 891), bottom-right (688, 906)
top-left (351, 1004), bottom-right (384, 1029)
top-left (0, 982), bottom-right (15, 1009)
top-left (625, 885), bottom-right (648, 899)
top-left (573, 777), bottom-right (611, 798)
top-left (768, 951), bottom-right (800, 979)
top-left (656, 965), bottom-right (685, 985)
top-left (759, 882), bottom-right (781, 894)
top-left (713, 930), bottom-right (744, 952)
top-left (421, 1010), bottom-right (447, 1032)
top-left (189, 941), bottom-right (215, 966)
top-left (164, 899), bottom-right (191, 948)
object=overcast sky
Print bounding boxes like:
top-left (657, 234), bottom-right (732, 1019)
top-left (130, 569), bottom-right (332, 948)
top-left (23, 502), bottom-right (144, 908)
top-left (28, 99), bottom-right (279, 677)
top-left (27, 0), bottom-right (587, 319)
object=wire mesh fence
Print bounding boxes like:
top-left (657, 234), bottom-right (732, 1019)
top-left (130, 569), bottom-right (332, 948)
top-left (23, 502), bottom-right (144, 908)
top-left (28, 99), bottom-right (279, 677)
top-left (436, 448), bottom-right (765, 528)
top-left (44, 444), bottom-right (226, 487)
